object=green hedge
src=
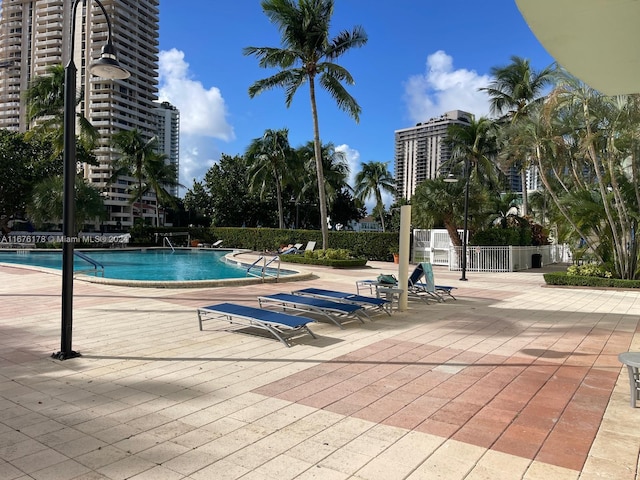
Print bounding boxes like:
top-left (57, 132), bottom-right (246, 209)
top-left (279, 254), bottom-right (367, 268)
top-left (543, 272), bottom-right (640, 288)
top-left (138, 226), bottom-right (399, 261)
top-left (207, 227), bottom-right (399, 261)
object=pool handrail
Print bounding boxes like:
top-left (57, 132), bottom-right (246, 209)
top-left (74, 251), bottom-right (104, 277)
top-left (163, 236), bottom-right (175, 252)
top-left (246, 255), bottom-right (281, 281)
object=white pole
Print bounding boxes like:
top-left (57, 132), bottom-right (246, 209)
top-left (398, 205), bottom-right (411, 311)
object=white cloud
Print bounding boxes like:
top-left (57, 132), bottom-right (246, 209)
top-left (403, 50), bottom-right (493, 123)
top-left (158, 49), bottom-right (235, 192)
top-left (177, 135), bottom-right (221, 193)
top-left (335, 143), bottom-right (360, 189)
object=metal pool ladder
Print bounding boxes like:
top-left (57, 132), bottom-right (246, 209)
top-left (74, 251), bottom-right (104, 277)
top-left (246, 255), bottom-right (281, 281)
top-left (163, 236), bottom-right (175, 252)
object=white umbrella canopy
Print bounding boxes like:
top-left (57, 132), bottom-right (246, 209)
top-left (515, 0), bottom-right (640, 95)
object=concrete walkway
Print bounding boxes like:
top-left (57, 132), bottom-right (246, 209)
top-left (0, 258), bottom-right (639, 480)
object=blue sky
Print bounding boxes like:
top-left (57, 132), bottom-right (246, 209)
top-left (157, 1), bottom-right (555, 202)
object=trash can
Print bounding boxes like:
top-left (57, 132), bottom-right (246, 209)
top-left (531, 253), bottom-right (542, 268)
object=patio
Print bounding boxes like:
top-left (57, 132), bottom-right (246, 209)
top-left (0, 259), bottom-right (639, 479)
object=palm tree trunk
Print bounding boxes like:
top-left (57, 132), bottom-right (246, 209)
top-left (376, 192), bottom-right (385, 232)
top-left (276, 180), bottom-right (284, 229)
top-left (309, 77), bottom-right (329, 249)
top-left (139, 180), bottom-right (143, 224)
top-left (444, 219), bottom-right (462, 247)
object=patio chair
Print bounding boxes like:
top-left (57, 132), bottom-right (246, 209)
top-left (197, 302), bottom-right (316, 347)
top-left (415, 262), bottom-right (457, 301)
top-left (295, 241), bottom-right (316, 254)
top-left (292, 287), bottom-right (391, 316)
top-left (356, 263), bottom-right (455, 304)
top-left (258, 292), bottom-right (366, 328)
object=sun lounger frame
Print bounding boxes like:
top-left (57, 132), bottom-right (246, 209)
top-left (257, 293), bottom-right (366, 329)
top-left (197, 303), bottom-right (316, 347)
top-left (292, 287), bottom-right (391, 316)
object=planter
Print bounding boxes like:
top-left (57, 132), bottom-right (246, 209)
top-left (392, 253), bottom-right (399, 264)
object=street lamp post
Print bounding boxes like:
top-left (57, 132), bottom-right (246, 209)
top-left (53, 0), bottom-right (130, 360)
top-left (460, 158), bottom-right (470, 281)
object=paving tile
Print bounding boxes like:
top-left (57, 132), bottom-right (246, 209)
top-left (9, 448), bottom-right (68, 474)
top-left (0, 262), bottom-right (639, 480)
top-left (29, 459), bottom-right (90, 480)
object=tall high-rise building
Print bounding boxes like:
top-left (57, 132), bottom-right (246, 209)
top-left (153, 101), bottom-right (180, 198)
top-left (394, 110), bottom-right (473, 200)
top-left (0, 0), bottom-right (160, 229)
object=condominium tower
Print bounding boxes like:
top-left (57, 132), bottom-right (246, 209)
top-left (154, 101), bottom-right (180, 198)
top-left (0, 0), bottom-right (161, 229)
top-left (394, 110), bottom-right (473, 200)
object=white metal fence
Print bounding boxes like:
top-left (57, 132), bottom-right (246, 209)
top-left (448, 244), bottom-right (570, 272)
top-left (412, 229), bottom-right (571, 272)
top-left (413, 229), bottom-right (463, 266)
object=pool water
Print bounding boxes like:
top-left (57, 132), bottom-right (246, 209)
top-left (0, 249), bottom-right (268, 282)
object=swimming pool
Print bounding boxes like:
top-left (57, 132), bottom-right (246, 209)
top-left (0, 248), bottom-right (297, 285)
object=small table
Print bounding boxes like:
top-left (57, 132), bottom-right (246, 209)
top-left (375, 286), bottom-right (404, 312)
top-left (618, 352), bottom-right (640, 407)
top-left (355, 279), bottom-right (379, 295)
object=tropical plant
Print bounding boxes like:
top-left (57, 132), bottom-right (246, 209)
top-left (296, 141), bottom-right (351, 211)
top-left (354, 161), bottom-right (396, 232)
top-left (535, 70), bottom-right (640, 279)
top-left (23, 64), bottom-right (98, 159)
top-left (244, 0), bottom-right (367, 249)
top-left (411, 178), bottom-right (487, 247)
top-left (187, 154), bottom-right (277, 227)
top-left (111, 129), bottom-right (170, 223)
top-left (27, 175), bottom-right (106, 232)
top-left (246, 128), bottom-right (294, 229)
top-left (480, 56), bottom-right (555, 215)
top-left (0, 130), bottom-right (60, 233)
top-left (131, 156), bottom-right (182, 227)
top-left (445, 116), bottom-right (503, 195)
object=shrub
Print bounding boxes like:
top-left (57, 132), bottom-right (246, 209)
top-left (543, 272), bottom-right (640, 288)
top-left (280, 251), bottom-right (367, 268)
top-left (566, 264), bottom-right (612, 278)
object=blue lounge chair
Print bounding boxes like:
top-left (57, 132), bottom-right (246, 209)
top-left (419, 262), bottom-right (457, 300)
top-left (292, 287), bottom-right (391, 316)
top-left (257, 293), bottom-right (365, 329)
top-left (410, 262), bottom-right (457, 302)
top-left (356, 263), bottom-right (456, 304)
top-left (197, 303), bottom-right (316, 347)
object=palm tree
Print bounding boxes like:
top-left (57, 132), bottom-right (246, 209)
top-left (134, 156), bottom-right (182, 226)
top-left (296, 141), bottom-right (350, 211)
top-left (111, 129), bottom-right (163, 224)
top-left (244, 0), bottom-right (367, 249)
top-left (412, 178), bottom-right (468, 247)
top-left (245, 128), bottom-right (293, 229)
top-left (538, 71), bottom-right (640, 278)
top-left (27, 175), bottom-right (106, 233)
top-left (480, 56), bottom-right (555, 215)
top-left (354, 161), bottom-right (396, 232)
top-left (412, 178), bottom-right (490, 249)
top-left (446, 117), bottom-right (502, 192)
top-left (23, 64), bottom-right (98, 157)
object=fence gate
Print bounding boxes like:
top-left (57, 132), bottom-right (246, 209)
top-left (412, 229), bottom-right (456, 266)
